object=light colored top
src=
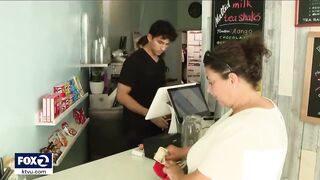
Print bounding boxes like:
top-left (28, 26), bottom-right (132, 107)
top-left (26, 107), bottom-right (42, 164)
top-left (187, 100), bottom-right (288, 180)
top-left (37, 149), bottom-right (158, 180)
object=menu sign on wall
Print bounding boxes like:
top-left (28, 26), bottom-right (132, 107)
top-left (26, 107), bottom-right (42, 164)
top-left (307, 37), bottom-right (320, 118)
top-left (212, 0), bottom-right (264, 46)
top-left (295, 0), bottom-right (320, 26)
top-left (301, 32), bottom-right (320, 124)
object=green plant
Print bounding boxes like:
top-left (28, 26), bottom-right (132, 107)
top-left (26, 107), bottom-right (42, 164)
top-left (91, 67), bottom-right (104, 82)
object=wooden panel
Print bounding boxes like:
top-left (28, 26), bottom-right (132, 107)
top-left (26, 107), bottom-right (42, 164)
top-left (263, 1), bottom-right (304, 180)
top-left (278, 96), bottom-right (304, 180)
top-left (279, 1), bottom-right (295, 96)
top-left (262, 1), bottom-right (281, 102)
top-left (289, 27), bottom-right (310, 180)
top-left (302, 124), bottom-right (319, 151)
top-left (314, 127), bottom-right (320, 179)
top-left (298, 150), bottom-right (316, 180)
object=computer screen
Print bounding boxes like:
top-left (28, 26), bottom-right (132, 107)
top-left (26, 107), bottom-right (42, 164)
top-left (145, 83), bottom-right (197, 120)
top-left (167, 84), bottom-right (210, 123)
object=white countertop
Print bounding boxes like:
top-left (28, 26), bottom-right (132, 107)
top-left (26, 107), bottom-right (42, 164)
top-left (37, 149), bottom-right (159, 180)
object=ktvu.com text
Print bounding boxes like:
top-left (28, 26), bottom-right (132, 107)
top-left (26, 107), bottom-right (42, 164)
top-left (14, 153), bottom-right (53, 175)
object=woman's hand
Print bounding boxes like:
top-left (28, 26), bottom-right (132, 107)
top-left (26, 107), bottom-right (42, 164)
top-left (164, 160), bottom-right (184, 180)
top-left (165, 145), bottom-right (189, 161)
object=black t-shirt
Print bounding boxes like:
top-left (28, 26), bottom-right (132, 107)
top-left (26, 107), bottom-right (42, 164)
top-left (118, 48), bottom-right (166, 145)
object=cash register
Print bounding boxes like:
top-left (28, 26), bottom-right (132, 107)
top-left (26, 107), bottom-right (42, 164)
top-left (143, 83), bottom-right (214, 159)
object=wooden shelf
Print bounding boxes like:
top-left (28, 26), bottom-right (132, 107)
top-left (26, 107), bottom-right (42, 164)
top-left (79, 64), bottom-right (109, 68)
top-left (36, 93), bottom-right (88, 126)
top-left (54, 118), bottom-right (90, 166)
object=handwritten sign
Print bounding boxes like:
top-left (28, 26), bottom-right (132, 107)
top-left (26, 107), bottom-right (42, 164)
top-left (212, 0), bottom-right (264, 46)
top-left (301, 32), bottom-right (320, 124)
top-left (295, 0), bottom-right (320, 26)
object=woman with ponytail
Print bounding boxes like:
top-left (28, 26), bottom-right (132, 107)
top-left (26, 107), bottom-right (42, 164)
top-left (163, 34), bottom-right (288, 180)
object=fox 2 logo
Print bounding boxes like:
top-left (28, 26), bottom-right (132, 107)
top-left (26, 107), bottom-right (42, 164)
top-left (15, 153), bottom-right (52, 168)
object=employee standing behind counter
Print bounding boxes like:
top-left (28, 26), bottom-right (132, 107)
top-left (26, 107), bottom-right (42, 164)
top-left (117, 20), bottom-right (177, 149)
top-left (164, 34), bottom-right (288, 180)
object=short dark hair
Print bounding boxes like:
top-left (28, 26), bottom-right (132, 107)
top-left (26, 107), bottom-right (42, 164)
top-left (203, 33), bottom-right (271, 88)
top-left (149, 20), bottom-right (177, 42)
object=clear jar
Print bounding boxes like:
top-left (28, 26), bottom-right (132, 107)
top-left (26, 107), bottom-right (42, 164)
top-left (181, 114), bottom-right (202, 147)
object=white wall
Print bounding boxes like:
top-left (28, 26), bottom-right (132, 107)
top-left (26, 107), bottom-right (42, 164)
top-left (177, 0), bottom-right (202, 31)
top-left (0, 1), bottom-right (102, 171)
top-left (103, 1), bottom-right (142, 51)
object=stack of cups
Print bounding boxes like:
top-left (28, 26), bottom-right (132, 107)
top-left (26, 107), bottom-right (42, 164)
top-left (92, 36), bottom-right (108, 64)
top-left (92, 40), bottom-right (99, 64)
top-left (81, 13), bottom-right (89, 64)
top-left (98, 38), bottom-right (104, 64)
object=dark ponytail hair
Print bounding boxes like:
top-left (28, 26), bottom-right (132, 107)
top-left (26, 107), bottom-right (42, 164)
top-left (204, 33), bottom-right (271, 88)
